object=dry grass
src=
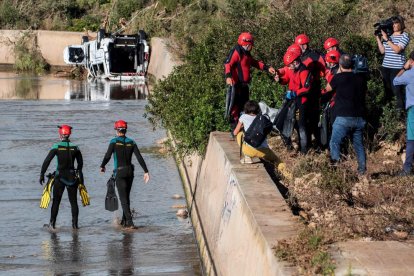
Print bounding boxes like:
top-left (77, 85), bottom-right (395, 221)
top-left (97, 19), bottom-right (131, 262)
top-left (270, 134), bottom-right (414, 273)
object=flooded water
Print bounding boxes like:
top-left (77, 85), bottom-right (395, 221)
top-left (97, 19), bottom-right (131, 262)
top-left (0, 73), bottom-right (202, 275)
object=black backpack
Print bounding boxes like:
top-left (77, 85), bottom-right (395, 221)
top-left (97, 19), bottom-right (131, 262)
top-left (244, 114), bottom-right (273, 148)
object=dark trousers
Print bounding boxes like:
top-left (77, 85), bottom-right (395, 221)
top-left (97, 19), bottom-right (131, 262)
top-left (116, 176), bottom-right (134, 225)
top-left (296, 102), bottom-right (309, 154)
top-left (51, 179), bottom-right (79, 224)
top-left (380, 66), bottom-right (405, 110)
top-left (230, 83), bottom-right (249, 129)
top-left (307, 87), bottom-right (322, 148)
top-left (403, 140), bottom-right (414, 172)
top-left (308, 103), bottom-right (321, 148)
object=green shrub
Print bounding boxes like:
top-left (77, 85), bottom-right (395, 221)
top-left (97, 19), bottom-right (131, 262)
top-left (159, 0), bottom-right (192, 12)
top-left (69, 15), bottom-right (102, 32)
top-left (378, 101), bottom-right (405, 142)
top-left (107, 0), bottom-right (147, 32)
top-left (145, 25), bottom-right (231, 156)
top-left (13, 32), bottom-right (49, 74)
top-left (0, 0), bottom-right (20, 28)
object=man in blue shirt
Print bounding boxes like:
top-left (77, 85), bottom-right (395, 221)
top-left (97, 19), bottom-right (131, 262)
top-left (393, 51), bottom-right (414, 175)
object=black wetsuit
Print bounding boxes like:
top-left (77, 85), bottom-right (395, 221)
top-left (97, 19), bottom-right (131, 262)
top-left (40, 139), bottom-right (83, 228)
top-left (100, 136), bottom-right (148, 226)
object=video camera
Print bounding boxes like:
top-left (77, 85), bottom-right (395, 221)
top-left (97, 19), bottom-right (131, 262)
top-left (352, 55), bottom-right (369, 74)
top-left (373, 17), bottom-right (394, 37)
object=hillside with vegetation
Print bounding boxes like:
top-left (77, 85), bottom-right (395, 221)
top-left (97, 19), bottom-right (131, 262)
top-left (2, 1), bottom-right (414, 273)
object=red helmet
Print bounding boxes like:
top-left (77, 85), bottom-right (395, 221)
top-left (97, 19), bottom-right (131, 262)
top-left (283, 50), bottom-right (301, 66)
top-left (294, 34), bottom-right (310, 45)
top-left (287, 44), bottom-right (302, 56)
top-left (238, 32), bottom-right (254, 46)
top-left (324, 37), bottom-right (339, 50)
top-left (325, 50), bottom-right (341, 64)
top-left (58, 125), bottom-right (72, 136)
top-left (114, 120), bottom-right (127, 130)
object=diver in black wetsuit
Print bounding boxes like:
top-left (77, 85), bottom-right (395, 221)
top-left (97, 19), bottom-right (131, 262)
top-left (40, 125), bottom-right (83, 229)
top-left (100, 120), bottom-right (150, 228)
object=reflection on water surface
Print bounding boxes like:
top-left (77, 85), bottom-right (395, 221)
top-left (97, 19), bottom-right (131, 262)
top-left (0, 72), bottom-right (148, 100)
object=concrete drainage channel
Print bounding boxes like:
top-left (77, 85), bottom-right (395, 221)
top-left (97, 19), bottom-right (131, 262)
top-left (176, 132), bottom-right (298, 275)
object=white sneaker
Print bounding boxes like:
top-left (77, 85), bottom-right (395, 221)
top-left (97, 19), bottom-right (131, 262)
top-left (240, 155), bottom-right (253, 164)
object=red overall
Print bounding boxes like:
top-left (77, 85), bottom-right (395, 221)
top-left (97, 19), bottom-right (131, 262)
top-left (224, 45), bottom-right (267, 123)
top-left (278, 63), bottom-right (312, 153)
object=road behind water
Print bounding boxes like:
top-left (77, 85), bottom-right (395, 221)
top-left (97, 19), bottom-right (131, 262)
top-left (0, 74), bottom-right (201, 275)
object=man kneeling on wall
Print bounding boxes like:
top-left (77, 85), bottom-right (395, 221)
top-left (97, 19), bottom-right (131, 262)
top-left (233, 100), bottom-right (291, 179)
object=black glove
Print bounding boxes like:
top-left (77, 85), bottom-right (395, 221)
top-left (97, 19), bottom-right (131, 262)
top-left (78, 170), bottom-right (84, 184)
top-left (39, 174), bottom-right (45, 186)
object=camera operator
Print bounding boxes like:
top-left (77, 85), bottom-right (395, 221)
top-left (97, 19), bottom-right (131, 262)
top-left (375, 15), bottom-right (410, 116)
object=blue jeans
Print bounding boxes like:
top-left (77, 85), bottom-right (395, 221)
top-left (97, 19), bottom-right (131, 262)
top-left (330, 117), bottom-right (366, 174)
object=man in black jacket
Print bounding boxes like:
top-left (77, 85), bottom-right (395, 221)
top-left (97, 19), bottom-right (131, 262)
top-left (100, 120), bottom-right (150, 228)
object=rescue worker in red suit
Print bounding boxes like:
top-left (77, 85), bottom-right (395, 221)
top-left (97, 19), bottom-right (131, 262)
top-left (275, 46), bottom-right (313, 154)
top-left (323, 37), bottom-right (345, 55)
top-left (295, 34), bottom-right (326, 149)
top-left (320, 50), bottom-right (341, 147)
top-left (322, 49), bottom-right (341, 107)
top-left (224, 32), bottom-right (276, 131)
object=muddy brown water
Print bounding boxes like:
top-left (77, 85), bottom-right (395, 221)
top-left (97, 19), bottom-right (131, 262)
top-left (0, 73), bottom-right (202, 275)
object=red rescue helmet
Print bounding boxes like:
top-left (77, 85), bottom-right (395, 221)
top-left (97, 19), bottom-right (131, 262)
top-left (238, 32), bottom-right (254, 46)
top-left (287, 43), bottom-right (302, 56)
top-left (283, 50), bottom-right (301, 66)
top-left (114, 120), bottom-right (127, 130)
top-left (58, 125), bottom-right (72, 136)
top-left (324, 37), bottom-right (339, 50)
top-left (294, 34), bottom-right (310, 45)
top-left (325, 50), bottom-right (341, 64)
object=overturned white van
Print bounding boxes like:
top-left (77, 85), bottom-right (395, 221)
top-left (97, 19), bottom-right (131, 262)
top-left (63, 29), bottom-right (149, 83)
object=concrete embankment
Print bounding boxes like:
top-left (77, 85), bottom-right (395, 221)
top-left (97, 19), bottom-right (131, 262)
top-left (177, 132), bottom-right (299, 275)
top-left (178, 131), bottom-right (414, 275)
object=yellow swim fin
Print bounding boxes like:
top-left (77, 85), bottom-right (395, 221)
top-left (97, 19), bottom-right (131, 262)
top-left (78, 183), bottom-right (90, 207)
top-left (40, 175), bottom-right (54, 209)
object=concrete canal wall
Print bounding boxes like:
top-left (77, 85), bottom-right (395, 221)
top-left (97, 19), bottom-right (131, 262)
top-left (177, 132), bottom-right (299, 275)
top-left (0, 30), bottom-right (84, 66)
